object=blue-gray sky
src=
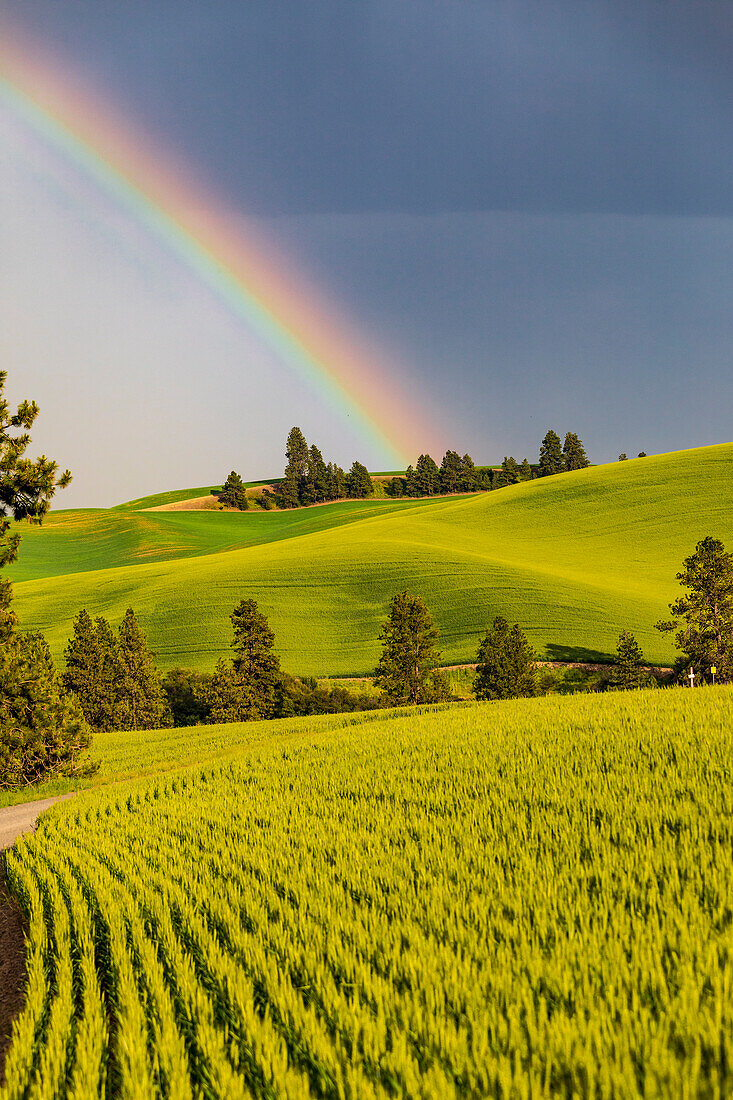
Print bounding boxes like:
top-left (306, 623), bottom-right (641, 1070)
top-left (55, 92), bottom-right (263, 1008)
top-left (1, 0), bottom-right (732, 506)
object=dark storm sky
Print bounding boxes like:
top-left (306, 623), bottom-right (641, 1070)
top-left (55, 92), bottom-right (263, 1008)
top-left (1, 0), bottom-right (732, 503)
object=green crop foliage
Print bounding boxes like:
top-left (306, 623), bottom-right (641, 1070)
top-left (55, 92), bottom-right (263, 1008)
top-left (3, 687), bottom-right (733, 1097)
top-left (7, 444), bottom-right (733, 675)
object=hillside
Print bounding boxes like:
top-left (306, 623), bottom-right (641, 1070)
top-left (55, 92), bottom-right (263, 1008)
top-left (7, 444), bottom-right (733, 676)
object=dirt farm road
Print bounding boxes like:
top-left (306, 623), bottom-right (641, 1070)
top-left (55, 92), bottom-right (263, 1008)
top-left (0, 796), bottom-right (72, 852)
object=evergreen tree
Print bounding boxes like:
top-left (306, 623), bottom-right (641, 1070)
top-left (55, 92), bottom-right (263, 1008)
top-left (386, 476), bottom-right (406, 498)
top-left (562, 432), bottom-right (590, 471)
top-left (284, 426), bottom-right (309, 481)
top-left (413, 454), bottom-right (441, 496)
top-left (325, 462), bottom-right (347, 501)
top-left (218, 470), bottom-right (249, 510)
top-left (477, 468), bottom-right (494, 491)
top-left (1, 632), bottom-right (95, 789)
top-left (439, 450), bottom-right (464, 494)
top-left (1, 370), bottom-right (71, 640)
top-left (519, 458), bottom-right (533, 481)
top-left (538, 430), bottom-right (564, 477)
top-left (346, 461), bottom-right (373, 499)
top-left (229, 599), bottom-right (282, 718)
top-left (63, 610), bottom-right (123, 731)
top-left (276, 474), bottom-right (300, 509)
top-left (404, 464), bottom-right (417, 496)
top-left (613, 630), bottom-right (648, 689)
top-left (501, 456), bottom-right (521, 485)
top-left (206, 659), bottom-right (260, 723)
top-left (114, 609), bottom-right (173, 730)
top-left (373, 591), bottom-right (443, 704)
top-left (161, 667), bottom-right (212, 726)
top-left (284, 426), bottom-right (309, 504)
top-left (656, 536), bottom-right (733, 682)
top-left (474, 617), bottom-right (537, 700)
top-left (304, 445), bottom-right (329, 504)
top-left (460, 454), bottom-right (479, 492)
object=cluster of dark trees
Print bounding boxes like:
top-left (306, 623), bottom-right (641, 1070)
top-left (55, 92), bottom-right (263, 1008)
top-left (537, 430), bottom-right (590, 476)
top-left (274, 427), bottom-right (372, 508)
top-left (270, 427), bottom-right (594, 509)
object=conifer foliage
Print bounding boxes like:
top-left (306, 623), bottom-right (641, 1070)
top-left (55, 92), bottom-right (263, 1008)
top-left (474, 617), bottom-right (537, 700)
top-left (0, 632), bottom-right (94, 789)
top-left (206, 599), bottom-right (282, 722)
top-left (562, 432), bottom-right (590, 471)
top-left (538, 430), bottom-right (564, 477)
top-left (373, 591), bottom-right (447, 704)
top-left (1, 370), bottom-right (71, 639)
top-left (218, 471), bottom-right (249, 510)
top-left (613, 630), bottom-right (649, 689)
top-left (63, 608), bottom-right (172, 731)
top-left (0, 369), bottom-right (87, 789)
top-left (63, 611), bottom-right (122, 731)
top-left (656, 537), bottom-right (733, 682)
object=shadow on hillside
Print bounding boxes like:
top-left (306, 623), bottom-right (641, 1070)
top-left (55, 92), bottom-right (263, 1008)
top-left (543, 643), bottom-right (614, 665)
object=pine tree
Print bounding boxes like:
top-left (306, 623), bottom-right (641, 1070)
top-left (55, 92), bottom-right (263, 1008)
top-left (656, 536), bottom-right (733, 682)
top-left (346, 461), bottom-right (373, 499)
top-left (284, 426), bottom-right (309, 504)
top-left (373, 591), bottom-right (443, 704)
top-left (63, 610), bottom-right (123, 731)
top-left (519, 458), bottom-right (533, 481)
top-left (613, 631), bottom-right (648, 689)
top-left (114, 609), bottom-right (172, 730)
top-left (229, 599), bottom-right (282, 718)
top-left (386, 476), bottom-right (406, 498)
top-left (404, 464), bottom-right (417, 496)
top-left (439, 450), bottom-right (463, 494)
top-left (1, 370), bottom-right (71, 640)
top-left (538, 430), bottom-right (564, 477)
top-left (474, 617), bottom-right (537, 700)
top-left (276, 474), bottom-right (300, 509)
top-left (501, 456), bottom-right (520, 485)
top-left (562, 432), bottom-right (590, 471)
top-left (460, 454), bottom-right (479, 491)
top-left (413, 454), bottom-right (441, 496)
top-left (304, 445), bottom-right (329, 504)
top-left (206, 659), bottom-right (260, 723)
top-left (218, 470), bottom-right (249, 510)
top-left (1, 632), bottom-right (95, 789)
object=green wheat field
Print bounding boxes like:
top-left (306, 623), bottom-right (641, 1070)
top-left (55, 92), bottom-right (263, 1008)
top-left (3, 688), bottom-right (733, 1097)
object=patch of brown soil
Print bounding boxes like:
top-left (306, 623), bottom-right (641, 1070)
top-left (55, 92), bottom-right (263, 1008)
top-left (0, 863), bottom-right (27, 1086)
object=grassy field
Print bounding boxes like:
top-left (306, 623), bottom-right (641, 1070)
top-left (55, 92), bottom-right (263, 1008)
top-left (7, 444), bottom-right (733, 676)
top-left (3, 687), bottom-right (733, 1096)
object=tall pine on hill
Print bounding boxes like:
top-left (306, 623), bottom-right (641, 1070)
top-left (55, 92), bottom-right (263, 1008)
top-left (474, 617), bottom-right (537, 700)
top-left (562, 432), bottom-right (590, 471)
top-left (656, 536), bottom-right (733, 682)
top-left (347, 461), bottom-right (373, 499)
top-left (207, 599), bottom-right (282, 721)
top-left (0, 369), bottom-right (94, 788)
top-left (373, 591), bottom-right (447, 704)
top-left (115, 609), bottom-right (172, 730)
top-left (1, 633), bottom-right (94, 789)
top-left (218, 471), bottom-right (249, 510)
top-left (63, 610), bottom-right (123, 731)
top-left (538, 430), bottom-right (564, 477)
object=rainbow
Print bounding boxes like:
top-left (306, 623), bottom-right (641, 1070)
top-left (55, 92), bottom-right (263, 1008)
top-left (0, 27), bottom-right (438, 466)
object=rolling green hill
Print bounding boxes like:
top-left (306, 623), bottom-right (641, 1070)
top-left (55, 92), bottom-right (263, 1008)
top-left (7, 444), bottom-right (733, 675)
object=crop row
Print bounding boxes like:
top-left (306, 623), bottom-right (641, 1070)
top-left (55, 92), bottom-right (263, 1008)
top-left (3, 688), bottom-right (733, 1097)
